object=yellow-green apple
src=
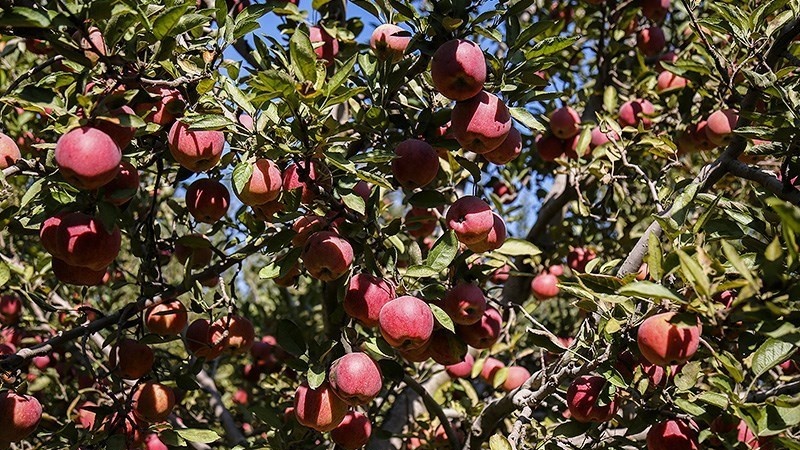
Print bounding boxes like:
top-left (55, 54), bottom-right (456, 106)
top-left (431, 39), bottom-right (486, 101)
top-left (167, 121), bottom-right (225, 172)
top-left (451, 91), bottom-right (512, 153)
top-left (445, 196), bottom-right (494, 244)
top-left (55, 126), bottom-right (122, 190)
top-left (329, 352), bottom-right (383, 405)
top-left (378, 296), bottom-right (434, 351)
top-left (392, 139), bottom-right (440, 189)
top-left (293, 382), bottom-right (348, 432)
top-left (185, 178), bottom-right (230, 223)
top-left (343, 273), bottom-right (395, 327)
top-left (637, 312), bottom-right (701, 366)
top-left (370, 24), bottom-right (411, 62)
top-left (301, 231), bottom-right (354, 281)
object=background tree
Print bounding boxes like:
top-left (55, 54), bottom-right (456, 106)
top-left (0, 0), bottom-right (799, 449)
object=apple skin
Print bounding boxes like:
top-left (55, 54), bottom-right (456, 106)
top-left (451, 91), bottom-right (512, 154)
top-left (214, 315), bottom-right (255, 355)
top-left (309, 25), bottom-right (339, 66)
top-left (480, 357), bottom-right (506, 385)
top-left (133, 382), bottom-right (176, 423)
top-left (55, 126), bottom-right (122, 190)
top-left (73, 401), bottom-right (98, 431)
top-left (637, 312), bottom-right (702, 366)
top-left (392, 139), bottom-right (440, 190)
top-left (52, 258), bottom-right (108, 286)
top-left (637, 26), bottom-right (667, 57)
top-left (428, 329), bottom-right (468, 366)
top-left (301, 231), bottom-right (354, 281)
top-left (431, 39), bottom-right (487, 101)
top-left (370, 24), bottom-right (411, 62)
top-left (484, 127), bottom-right (522, 165)
top-left (442, 282), bottom-right (487, 326)
top-left (145, 433), bottom-right (169, 450)
top-left (456, 306), bottom-right (502, 349)
top-left (329, 352), bottom-right (383, 405)
top-left (405, 207), bottom-right (438, 238)
top-left (101, 412), bottom-right (144, 447)
top-left (137, 87), bottom-right (183, 126)
top-left (145, 299), bottom-right (188, 336)
top-left (331, 411), bottom-right (372, 450)
top-left (57, 212), bottom-right (121, 271)
top-left (399, 340), bottom-right (433, 363)
top-left (93, 105), bottom-right (137, 150)
top-left (343, 273), bottom-right (395, 328)
top-left (293, 381), bottom-right (348, 432)
top-left (445, 196), bottom-right (494, 245)
top-left (282, 161), bottom-right (330, 204)
top-left (656, 71), bottom-right (686, 93)
top-left (566, 375), bottom-right (618, 422)
top-left (536, 134), bottom-right (566, 161)
top-left (641, 0), bottom-right (670, 23)
top-left (0, 391), bottom-right (42, 444)
top-left (174, 234), bottom-right (213, 269)
top-left (236, 158), bottom-right (282, 206)
top-left (186, 178), bottom-right (230, 223)
top-left (531, 272), bottom-right (559, 300)
top-left (619, 99), bottom-right (655, 129)
top-left (589, 127), bottom-right (619, 149)
top-left (167, 121), bottom-right (225, 172)
top-left (490, 265), bottom-right (511, 284)
top-left (646, 419), bottom-right (699, 450)
top-left (74, 26), bottom-right (107, 66)
top-left (445, 353), bottom-right (475, 378)
top-left (102, 161), bottom-right (140, 205)
top-left (705, 109), bottom-right (738, 146)
top-left (466, 213), bottom-right (506, 253)
top-left (567, 247), bottom-right (596, 272)
top-left (109, 338), bottom-right (154, 380)
top-left (0, 132), bottom-right (21, 170)
top-left (550, 107), bottom-right (581, 139)
top-left (379, 296), bottom-right (435, 351)
top-left (502, 366), bottom-right (531, 392)
top-left (184, 318), bottom-right (226, 360)
top-left (0, 296), bottom-right (21, 326)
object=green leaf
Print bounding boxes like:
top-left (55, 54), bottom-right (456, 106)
top-left (525, 35), bottom-right (579, 58)
top-left (404, 265), bottom-right (440, 278)
top-left (307, 365), bottom-right (326, 389)
top-left (258, 263), bottom-right (281, 279)
top-left (341, 193), bottom-right (366, 215)
top-left (0, 7), bottom-right (51, 28)
top-left (430, 304), bottom-right (455, 333)
top-left (276, 319), bottom-right (307, 357)
top-left (618, 281), bottom-right (682, 302)
top-left (721, 241), bottom-right (757, 288)
top-left (0, 261), bottom-right (9, 287)
top-left (290, 29), bottom-right (318, 82)
top-left (185, 115), bottom-right (235, 130)
top-left (174, 429), bottom-right (221, 444)
top-left (231, 162), bottom-right (253, 196)
top-left (509, 107), bottom-right (545, 132)
top-left (676, 250), bottom-right (710, 297)
top-left (223, 79), bottom-right (255, 116)
top-left (751, 338), bottom-right (797, 379)
top-left (153, 5), bottom-right (191, 40)
top-left (674, 398), bottom-right (705, 417)
top-left (496, 238), bottom-right (540, 256)
top-left (20, 178), bottom-right (45, 208)
top-left (426, 231), bottom-right (458, 272)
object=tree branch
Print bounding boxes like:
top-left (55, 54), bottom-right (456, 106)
top-left (195, 369), bottom-right (247, 446)
top-left (402, 374), bottom-right (460, 450)
top-left (725, 159), bottom-right (800, 204)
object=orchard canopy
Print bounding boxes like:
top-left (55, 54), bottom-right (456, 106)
top-left (0, 0), bottom-right (800, 449)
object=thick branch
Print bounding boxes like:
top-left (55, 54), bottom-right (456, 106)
top-left (402, 374), bottom-right (460, 450)
top-left (196, 369), bottom-right (247, 446)
top-left (725, 159), bottom-right (800, 204)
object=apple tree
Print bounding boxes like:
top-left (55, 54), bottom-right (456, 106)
top-left (0, 0), bottom-right (799, 449)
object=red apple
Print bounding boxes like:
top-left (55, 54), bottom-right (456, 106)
top-left (431, 39), bottom-right (486, 101)
top-left (133, 381), bottom-right (176, 423)
top-left (456, 306), bottom-right (502, 349)
top-left (331, 411), bottom-right (372, 450)
top-left (442, 282), bottom-right (487, 325)
top-left (646, 419), bottom-right (699, 450)
top-left (392, 139), bottom-right (440, 190)
top-left (301, 231), bottom-right (354, 281)
top-left (451, 91), bottom-right (512, 154)
top-left (329, 352), bottom-right (383, 405)
top-left (370, 24), bottom-right (411, 62)
top-left (343, 273), bottom-right (395, 328)
top-left (445, 196), bottom-right (494, 245)
top-left (167, 121), bottom-right (225, 172)
top-left (637, 312), bottom-right (702, 366)
top-left (55, 126), bottom-right (122, 190)
top-left (0, 132), bottom-right (21, 170)
top-left (185, 178), bottom-right (230, 223)
top-left (379, 296), bottom-right (434, 351)
top-left (109, 338), bottom-right (154, 379)
top-left (293, 382), bottom-right (348, 432)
